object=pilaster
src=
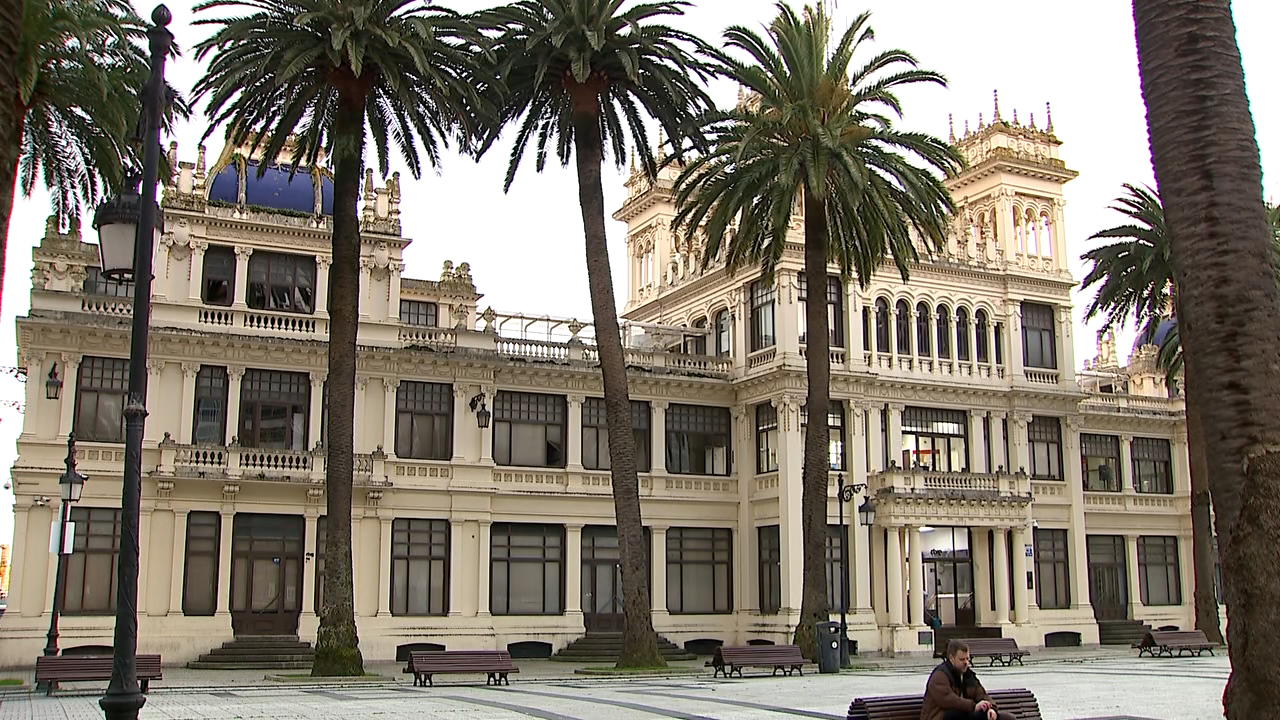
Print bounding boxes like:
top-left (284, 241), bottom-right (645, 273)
top-left (226, 367), bottom-right (245, 444)
top-left (231, 245), bottom-right (252, 309)
top-left (1011, 524), bottom-right (1030, 624)
top-left (885, 525), bottom-right (904, 626)
top-left (383, 378), bottom-right (400, 458)
top-left (168, 509), bottom-right (189, 615)
top-left (567, 395), bottom-right (584, 470)
top-left (188, 241), bottom-right (209, 303)
top-left (215, 509), bottom-right (234, 616)
top-left (650, 525), bottom-right (668, 616)
top-left (565, 524), bottom-right (584, 619)
top-left (309, 371), bottom-right (326, 449)
top-left (57, 353), bottom-right (81, 439)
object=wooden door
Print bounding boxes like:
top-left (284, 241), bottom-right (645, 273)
top-left (582, 527), bottom-right (624, 633)
top-left (230, 514), bottom-right (304, 635)
top-left (1086, 535), bottom-right (1129, 621)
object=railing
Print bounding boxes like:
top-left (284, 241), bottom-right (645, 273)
top-left (160, 442), bottom-right (382, 484)
top-left (799, 345), bottom-right (848, 367)
top-left (664, 353), bottom-right (734, 375)
top-left (1080, 393), bottom-right (1184, 413)
top-left (497, 337), bottom-right (571, 362)
top-left (81, 295), bottom-right (133, 316)
top-left (865, 351), bottom-right (1007, 381)
top-left (193, 306), bottom-right (319, 337)
top-left (1023, 369), bottom-right (1060, 385)
top-left (399, 326), bottom-right (457, 350)
top-left (869, 468), bottom-right (1031, 498)
top-left (747, 347), bottom-right (777, 369)
top-left (1084, 489), bottom-right (1188, 513)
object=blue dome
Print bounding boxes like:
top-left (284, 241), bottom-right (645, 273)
top-left (1134, 317), bottom-right (1177, 353)
top-left (207, 159), bottom-right (334, 215)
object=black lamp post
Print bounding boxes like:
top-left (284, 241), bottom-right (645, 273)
top-left (836, 473), bottom-right (875, 667)
top-left (41, 434), bottom-right (87, 666)
top-left (93, 6), bottom-right (170, 719)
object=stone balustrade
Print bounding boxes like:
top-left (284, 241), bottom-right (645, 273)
top-left (869, 467), bottom-right (1031, 499)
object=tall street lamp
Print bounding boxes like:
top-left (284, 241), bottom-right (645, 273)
top-left (40, 435), bottom-right (87, 665)
top-left (92, 6), bottom-right (171, 719)
top-left (836, 473), bottom-right (875, 667)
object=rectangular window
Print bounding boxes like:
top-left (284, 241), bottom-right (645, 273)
top-left (1132, 437), bottom-right (1173, 494)
top-left (994, 322), bottom-right (1005, 365)
top-left (826, 525), bottom-right (848, 610)
top-left (391, 518), bottom-right (449, 615)
top-left (1138, 535), bottom-right (1182, 605)
top-left (182, 511), bottom-right (221, 615)
top-left (491, 523), bottom-right (563, 615)
top-left (83, 266), bottom-right (134, 298)
top-left (1033, 528), bottom-right (1070, 609)
top-left (582, 399), bottom-right (650, 472)
top-left (1029, 416), bottom-right (1063, 480)
top-left (758, 526), bottom-right (781, 613)
top-left (1021, 302), bottom-right (1057, 369)
top-left (247, 251), bottom-right (316, 314)
top-left (750, 280), bottom-right (776, 351)
top-left (798, 273), bottom-right (844, 347)
top-left (801, 402), bottom-right (847, 471)
top-left (494, 391), bottom-right (566, 468)
top-left (63, 507), bottom-right (121, 614)
top-left (395, 382), bottom-right (453, 460)
top-left (401, 300), bottom-right (439, 327)
top-left (201, 246), bottom-right (236, 306)
top-left (900, 407), bottom-right (968, 472)
top-left (1081, 433), bottom-right (1122, 492)
top-left (666, 404), bottom-right (731, 476)
top-left (193, 366), bottom-right (229, 445)
top-left (715, 310), bottom-right (733, 357)
top-left (667, 527), bottom-right (733, 613)
top-left (239, 369), bottom-right (310, 450)
top-left (755, 404), bottom-right (779, 474)
top-left (74, 357), bottom-right (129, 442)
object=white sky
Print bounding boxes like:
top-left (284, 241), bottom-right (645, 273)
top-left (2, 0), bottom-right (1278, 546)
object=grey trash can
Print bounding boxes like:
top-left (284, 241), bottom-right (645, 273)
top-left (816, 621), bottom-right (841, 673)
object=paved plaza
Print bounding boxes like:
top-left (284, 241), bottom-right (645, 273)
top-left (0, 654), bottom-right (1226, 720)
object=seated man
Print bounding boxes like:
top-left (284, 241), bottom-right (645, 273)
top-left (921, 640), bottom-right (1016, 720)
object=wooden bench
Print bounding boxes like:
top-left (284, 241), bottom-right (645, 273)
top-left (959, 637), bottom-right (1030, 666)
top-left (1133, 630), bottom-right (1218, 658)
top-left (847, 688), bottom-right (1042, 720)
top-left (35, 654), bottom-right (163, 696)
top-left (707, 644), bottom-right (807, 678)
top-left (404, 650), bottom-right (519, 686)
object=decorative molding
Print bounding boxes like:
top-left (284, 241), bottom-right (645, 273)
top-left (181, 362), bottom-right (200, 378)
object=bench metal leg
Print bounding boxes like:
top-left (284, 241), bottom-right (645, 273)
top-left (141, 680), bottom-right (149, 694)
top-left (732, 667), bottom-right (743, 679)
top-left (712, 666), bottom-right (725, 679)
top-left (793, 665), bottom-right (803, 676)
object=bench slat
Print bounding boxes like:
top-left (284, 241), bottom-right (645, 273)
top-left (709, 645), bottom-right (807, 679)
top-left (848, 688), bottom-right (1041, 720)
top-left (36, 654), bottom-right (163, 696)
top-left (406, 650), bottom-right (520, 687)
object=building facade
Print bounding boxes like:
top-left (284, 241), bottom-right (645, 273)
top-left (0, 111), bottom-right (1197, 668)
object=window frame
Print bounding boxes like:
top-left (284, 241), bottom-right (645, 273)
top-left (246, 251), bottom-right (317, 315)
top-left (1137, 535), bottom-right (1182, 606)
top-left (74, 356), bottom-right (130, 443)
top-left (182, 511), bottom-right (221, 616)
top-left (1033, 528), bottom-right (1070, 609)
top-left (749, 280), bottom-right (776, 352)
top-left (84, 266), bottom-right (135, 298)
top-left (1021, 302), bottom-right (1058, 369)
top-left (758, 525), bottom-right (781, 613)
top-left (581, 398), bottom-right (651, 472)
top-left (239, 369), bottom-right (311, 450)
top-left (400, 300), bottom-right (439, 327)
top-left (1081, 433), bottom-right (1122, 492)
top-left (798, 273), bottom-right (844, 347)
top-left (490, 523), bottom-right (564, 615)
top-left (666, 527), bottom-right (733, 614)
top-left (714, 310), bottom-right (733, 357)
top-left (800, 402), bottom-right (847, 471)
top-left (493, 391), bottom-right (567, 468)
top-left (1029, 416), bottom-right (1063, 480)
top-left (755, 403), bottom-right (779, 474)
top-left (395, 381), bottom-right (454, 460)
top-left (900, 406), bottom-right (968, 472)
top-left (665, 404), bottom-right (732, 476)
top-left (1132, 437), bottom-right (1174, 494)
top-left (192, 366), bottom-right (229, 446)
top-left (62, 507), bottom-right (121, 615)
top-left (391, 518), bottom-right (450, 616)
top-left (825, 524), bottom-right (849, 610)
top-left (201, 245), bottom-right (236, 306)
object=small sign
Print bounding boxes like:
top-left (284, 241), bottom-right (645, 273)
top-left (49, 521), bottom-right (75, 555)
top-left (1024, 544), bottom-right (1034, 558)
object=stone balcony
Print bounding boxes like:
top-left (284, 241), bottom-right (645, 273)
top-left (867, 466), bottom-right (1033, 528)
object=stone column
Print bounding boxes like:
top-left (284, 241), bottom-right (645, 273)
top-left (1011, 524), bottom-right (1030, 624)
top-left (565, 524), bottom-right (583, 618)
top-left (1120, 435), bottom-right (1134, 491)
top-left (1008, 306), bottom-right (1026, 379)
top-left (1011, 412), bottom-right (1032, 475)
top-left (383, 378), bottom-right (400, 458)
top-left (967, 312), bottom-right (979, 373)
top-left (7, 505), bottom-right (29, 615)
top-left (870, 526), bottom-right (886, 625)
top-left (849, 405), bottom-right (872, 612)
top-left (908, 526), bottom-right (925, 627)
top-left (57, 353), bottom-right (81, 439)
top-left (452, 386), bottom-right (472, 462)
top-left (867, 404), bottom-right (884, 473)
top-left (154, 237), bottom-right (172, 300)
top-left (1170, 434), bottom-right (1190, 493)
top-left (847, 293), bottom-right (863, 369)
top-left (448, 521), bottom-right (465, 616)
top-left (169, 509), bottom-right (189, 614)
top-left (477, 521), bottom-right (492, 616)
top-left (1063, 418), bottom-right (1092, 610)
top-left (886, 403), bottom-right (904, 469)
top-left (776, 396), bottom-right (804, 611)
top-left (993, 528), bottom-right (1011, 624)
top-left (232, 245), bottom-right (253, 308)
top-left (377, 514), bottom-right (393, 616)
top-left (567, 396), bottom-right (584, 470)
top-left (19, 354), bottom-right (40, 440)
top-left (885, 526), bottom-right (904, 625)
top-left (302, 512), bottom-right (318, 617)
top-left (188, 241), bottom-right (208, 303)
top-left (216, 509), bottom-right (234, 616)
top-left (226, 367), bottom-right (245, 444)
top-left (315, 255), bottom-right (332, 317)
top-left (21, 506), bottom-right (52, 617)
top-left (985, 321), bottom-right (997, 369)
top-left (308, 371), bottom-right (326, 450)
top-left (990, 411), bottom-right (1008, 472)
top-left (358, 259), bottom-right (374, 320)
top-left (1126, 534), bottom-right (1142, 618)
top-left (388, 263), bottom-right (403, 321)
top-left (144, 361), bottom-right (166, 443)
top-left (651, 526), bottom-right (668, 616)
top-left (968, 409), bottom-right (987, 473)
top-left (971, 529), bottom-right (991, 625)
top-left (888, 303), bottom-right (900, 368)
top-left (1056, 306), bottom-right (1076, 385)
top-left (353, 377), bottom-right (367, 453)
top-left (479, 386), bottom-right (495, 464)
top-left (178, 363), bottom-right (199, 444)
top-left (651, 401), bottom-right (668, 473)
top-left (139, 508), bottom-right (154, 614)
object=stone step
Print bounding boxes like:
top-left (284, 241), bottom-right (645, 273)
top-left (186, 660), bottom-right (313, 670)
top-left (212, 644), bottom-right (315, 655)
top-left (198, 653), bottom-right (317, 664)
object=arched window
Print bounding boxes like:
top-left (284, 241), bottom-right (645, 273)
top-left (915, 302), bottom-right (932, 357)
top-left (936, 304), bottom-right (951, 359)
top-left (895, 300), bottom-right (911, 354)
top-left (1025, 209), bottom-right (1039, 256)
top-left (875, 299), bottom-right (890, 353)
top-left (1041, 214), bottom-right (1053, 257)
top-left (975, 309), bottom-right (990, 363)
top-left (956, 307), bottom-right (971, 361)
top-left (684, 318), bottom-right (707, 355)
top-left (1014, 207), bottom-right (1025, 253)
top-left (714, 310), bottom-right (732, 357)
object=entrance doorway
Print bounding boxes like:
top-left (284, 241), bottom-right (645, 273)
top-left (921, 527), bottom-right (975, 628)
top-left (581, 526), bottom-right (651, 633)
top-left (230, 513), bottom-right (304, 635)
top-left (1086, 535), bottom-right (1129, 621)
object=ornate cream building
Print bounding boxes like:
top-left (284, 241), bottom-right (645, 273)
top-left (0, 107), bottom-right (1198, 668)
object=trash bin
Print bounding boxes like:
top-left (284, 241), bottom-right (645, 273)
top-left (816, 621), bottom-right (841, 673)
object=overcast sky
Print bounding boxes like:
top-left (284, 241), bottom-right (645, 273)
top-left (2, 0), bottom-right (1277, 545)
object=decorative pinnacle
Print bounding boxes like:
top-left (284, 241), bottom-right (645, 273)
top-left (1012, 108), bottom-right (1018, 125)
top-left (1029, 112), bottom-right (1037, 130)
top-left (978, 112), bottom-right (984, 129)
top-left (1046, 101), bottom-right (1054, 131)
top-left (948, 114), bottom-right (955, 143)
top-left (964, 119), bottom-right (970, 136)
top-left (993, 89), bottom-right (1001, 121)
top-left (152, 4), bottom-right (171, 26)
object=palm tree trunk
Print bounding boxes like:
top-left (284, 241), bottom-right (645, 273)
top-left (1133, 0), bottom-right (1280, 715)
top-left (0, 0), bottom-right (23, 320)
top-left (570, 108), bottom-right (662, 668)
top-left (793, 191), bottom-right (831, 661)
top-left (1186, 395), bottom-right (1223, 644)
top-left (311, 93), bottom-right (365, 677)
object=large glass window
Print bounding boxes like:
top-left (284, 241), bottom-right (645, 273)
top-left (758, 525), bottom-right (781, 613)
top-left (1021, 302), bottom-right (1057, 369)
top-left (63, 507), bottom-right (121, 614)
top-left (975, 310), bottom-right (990, 363)
top-left (801, 402), bottom-right (847, 471)
top-left (714, 310), bottom-right (733, 357)
top-left (667, 527), bottom-right (732, 613)
top-left (895, 300), bottom-right (912, 354)
top-left (901, 407), bottom-right (967, 472)
top-left (666, 404), bottom-right (731, 476)
top-left (193, 366), bottom-right (229, 445)
top-left (582, 398), bottom-right (650, 471)
top-left (239, 369), bottom-right (310, 450)
top-left (750, 280), bottom-right (775, 351)
top-left (201, 246), bottom-right (235, 306)
top-left (494, 391), bottom-right (566, 467)
top-left (915, 302), bottom-right (932, 357)
top-left (1132, 437), bottom-right (1173, 494)
top-left (491, 523), bottom-right (563, 615)
top-left (1138, 535), bottom-right (1182, 606)
top-left (83, 266), bottom-right (134, 297)
top-left (395, 382), bottom-right (453, 460)
top-left (74, 357), bottom-right (129, 442)
top-left (936, 304), bottom-right (952, 359)
top-left (955, 308), bottom-right (970, 361)
top-left (182, 511), bottom-right (221, 615)
top-left (1082, 433), bottom-right (1122, 492)
top-left (875, 298), bottom-right (891, 352)
top-left (755, 403), bottom-right (779, 474)
top-left (247, 251), bottom-right (316, 314)
top-left (798, 273), bottom-right (844, 347)
top-left (1033, 528), bottom-right (1070, 609)
top-left (1029, 416), bottom-right (1063, 480)
top-left (400, 300), bottom-right (438, 327)
top-left (392, 518), bottom-right (449, 615)
top-left (826, 525), bottom-right (848, 610)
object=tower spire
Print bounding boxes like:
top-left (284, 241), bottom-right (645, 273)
top-left (948, 113), bottom-right (955, 143)
top-left (993, 89), bottom-right (1001, 121)
top-left (1046, 101), bottom-right (1054, 132)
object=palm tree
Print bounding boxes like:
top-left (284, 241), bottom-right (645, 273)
top-left (1132, 0), bottom-right (1280, 714)
top-left (1079, 183), bottom-right (1222, 645)
top-left (193, 0), bottom-right (484, 676)
top-left (472, 0), bottom-right (714, 668)
top-left (1, 0), bottom-right (158, 319)
top-left (672, 3), bottom-right (961, 658)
